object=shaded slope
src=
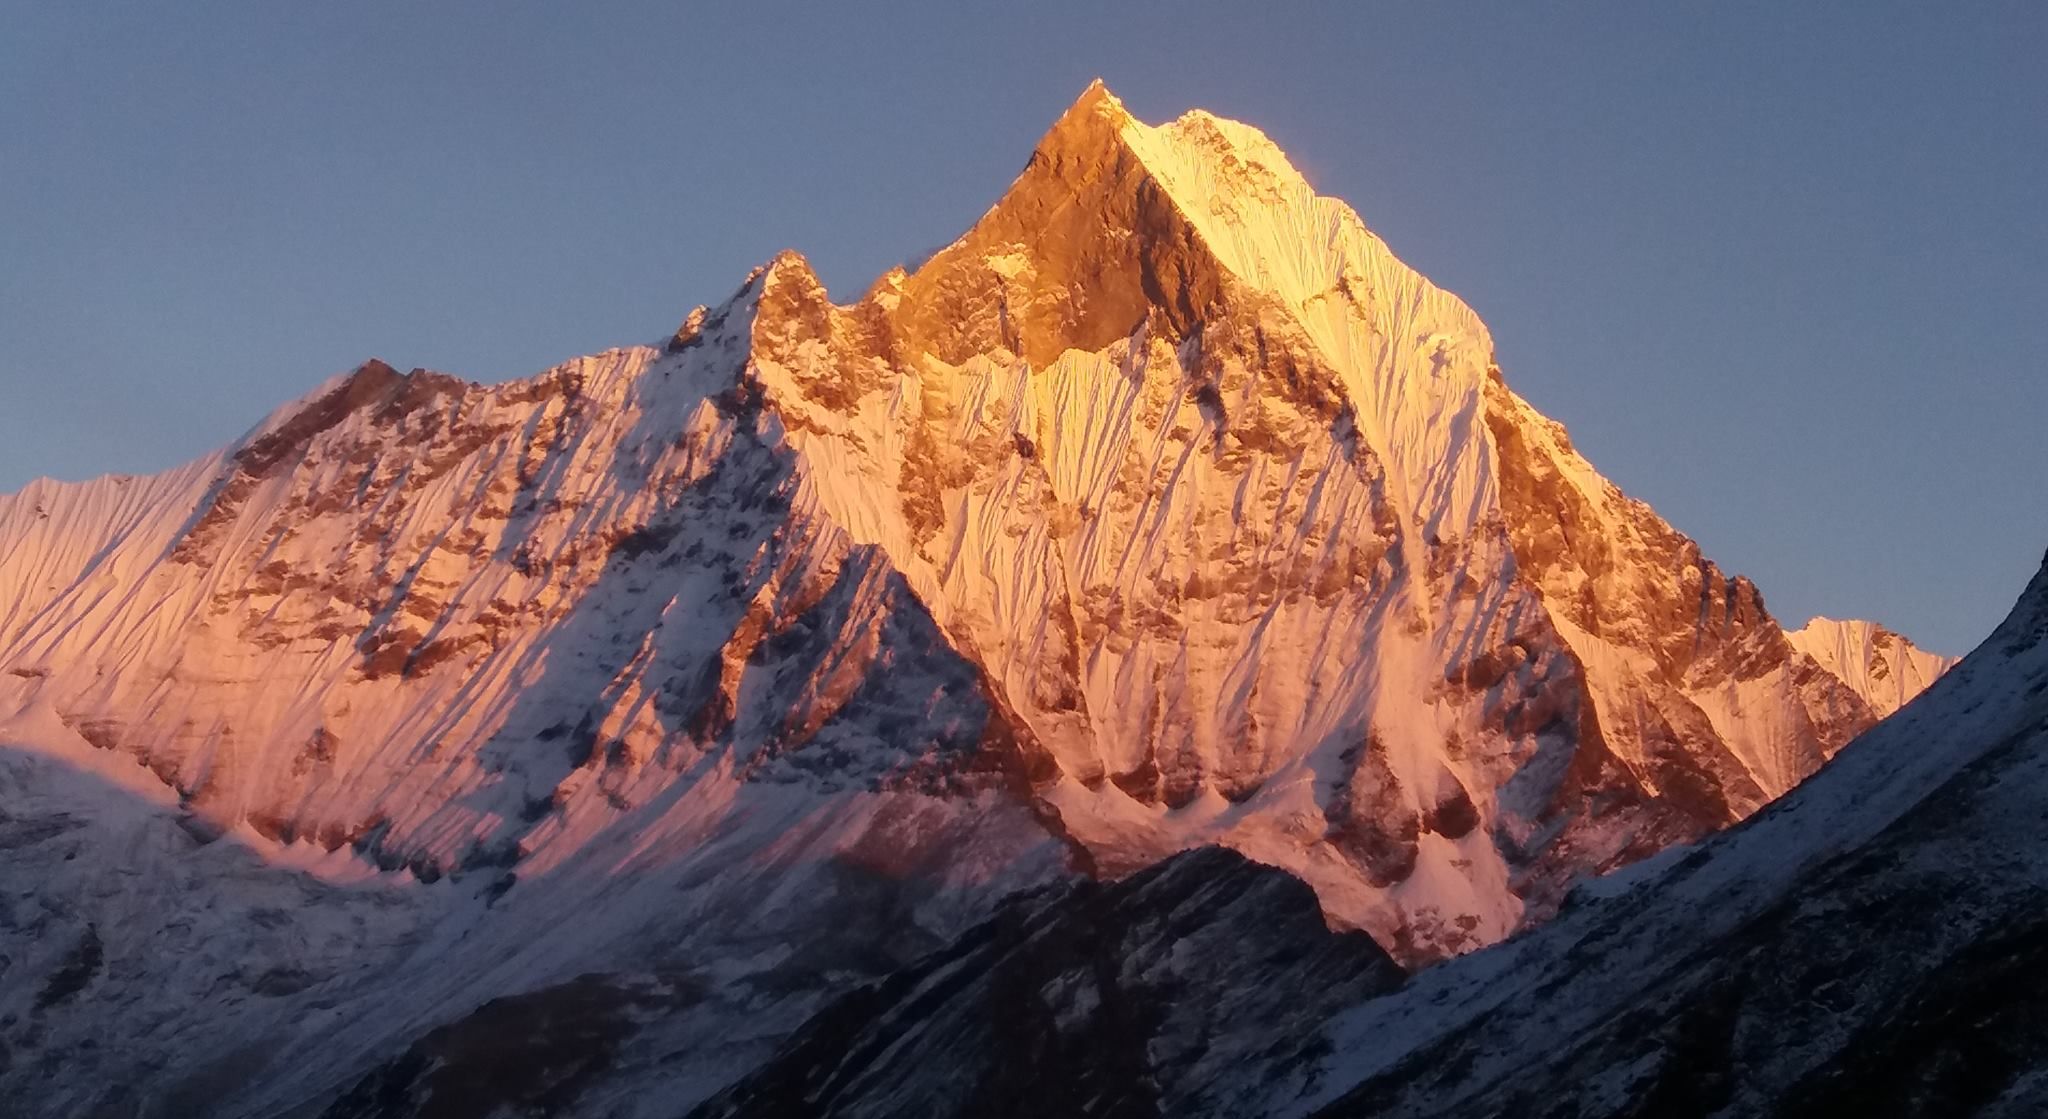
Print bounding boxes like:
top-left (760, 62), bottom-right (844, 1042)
top-left (693, 847), bottom-right (1403, 1119)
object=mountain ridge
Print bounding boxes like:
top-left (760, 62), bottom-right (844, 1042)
top-left (1787, 614), bottom-right (1956, 718)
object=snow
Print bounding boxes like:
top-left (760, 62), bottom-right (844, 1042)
top-left (1789, 615), bottom-right (1956, 718)
top-left (1117, 93), bottom-right (1500, 551)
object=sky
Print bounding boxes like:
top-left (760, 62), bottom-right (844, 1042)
top-left (2, 2), bottom-right (2042, 653)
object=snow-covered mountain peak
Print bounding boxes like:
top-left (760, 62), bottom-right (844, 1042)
top-left (1112, 89), bottom-right (1486, 337)
top-left (233, 357), bottom-right (404, 452)
top-left (1044, 80), bottom-right (1315, 208)
top-left (1055, 76), bottom-right (1131, 127)
top-left (719, 90), bottom-right (1951, 962)
top-left (1786, 615), bottom-right (1956, 719)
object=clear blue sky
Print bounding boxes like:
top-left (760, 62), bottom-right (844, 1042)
top-left (3, 2), bottom-right (2042, 653)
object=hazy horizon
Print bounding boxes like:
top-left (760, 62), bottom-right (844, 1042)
top-left (3, 3), bottom-right (2042, 653)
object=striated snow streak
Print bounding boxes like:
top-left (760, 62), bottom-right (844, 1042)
top-left (1281, 553), bottom-right (2048, 1118)
top-left (0, 458), bottom-right (226, 656)
top-left (1117, 98), bottom-right (1499, 554)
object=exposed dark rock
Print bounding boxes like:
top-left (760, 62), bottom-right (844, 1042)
top-left (34, 926), bottom-right (101, 1011)
top-left (322, 974), bottom-right (705, 1119)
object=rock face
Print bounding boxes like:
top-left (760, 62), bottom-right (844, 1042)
top-left (0, 83), bottom-right (1948, 1116)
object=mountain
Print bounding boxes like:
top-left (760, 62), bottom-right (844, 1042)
top-left (0, 83), bottom-right (1948, 1116)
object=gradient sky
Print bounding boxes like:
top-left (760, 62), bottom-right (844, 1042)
top-left (3, 2), bottom-right (2043, 653)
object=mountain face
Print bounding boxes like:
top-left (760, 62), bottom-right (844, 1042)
top-left (1285, 549), bottom-right (2048, 1118)
top-left (695, 554), bottom-right (2048, 1119)
top-left (0, 83), bottom-right (1948, 1116)
top-left (686, 82), bottom-right (1933, 959)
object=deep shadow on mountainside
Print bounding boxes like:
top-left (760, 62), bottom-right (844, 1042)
top-left (324, 848), bottom-right (1400, 1119)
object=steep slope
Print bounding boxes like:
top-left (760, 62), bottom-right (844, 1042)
top-left (1789, 615), bottom-right (1956, 718)
top-left (1283, 548), bottom-right (2048, 1117)
top-left (0, 83), bottom-right (1953, 1115)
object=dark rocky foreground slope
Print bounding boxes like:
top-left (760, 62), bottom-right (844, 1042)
top-left (692, 847), bottom-right (1402, 1119)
